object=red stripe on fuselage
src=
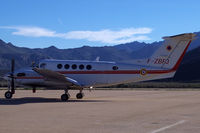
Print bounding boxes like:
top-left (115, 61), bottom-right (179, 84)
top-left (16, 77), bottom-right (44, 79)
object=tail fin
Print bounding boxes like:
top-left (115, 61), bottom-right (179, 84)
top-left (148, 33), bottom-right (196, 70)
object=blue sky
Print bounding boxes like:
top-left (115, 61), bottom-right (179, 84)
top-left (0, 0), bottom-right (199, 49)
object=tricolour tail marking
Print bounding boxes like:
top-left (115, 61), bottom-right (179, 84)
top-left (148, 33), bottom-right (196, 70)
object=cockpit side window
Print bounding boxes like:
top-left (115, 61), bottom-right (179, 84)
top-left (40, 63), bottom-right (46, 69)
top-left (112, 66), bottom-right (118, 70)
top-left (17, 73), bottom-right (26, 77)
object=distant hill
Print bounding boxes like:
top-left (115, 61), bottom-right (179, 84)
top-left (0, 32), bottom-right (200, 82)
top-left (0, 39), bottom-right (161, 69)
top-left (174, 46), bottom-right (200, 81)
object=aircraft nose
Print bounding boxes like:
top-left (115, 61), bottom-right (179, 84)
top-left (3, 73), bottom-right (10, 80)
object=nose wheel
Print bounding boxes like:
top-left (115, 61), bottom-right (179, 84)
top-left (5, 91), bottom-right (13, 99)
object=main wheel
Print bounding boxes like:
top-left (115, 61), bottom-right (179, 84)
top-left (5, 91), bottom-right (13, 99)
top-left (76, 93), bottom-right (84, 99)
top-left (61, 93), bottom-right (70, 101)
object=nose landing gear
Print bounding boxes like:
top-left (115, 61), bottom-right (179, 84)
top-left (5, 91), bottom-right (13, 99)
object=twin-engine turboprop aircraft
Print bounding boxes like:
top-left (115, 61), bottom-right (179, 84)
top-left (2, 33), bottom-right (196, 101)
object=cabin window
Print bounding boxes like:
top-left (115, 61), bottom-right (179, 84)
top-left (86, 65), bottom-right (92, 70)
top-left (65, 64), bottom-right (70, 69)
top-left (72, 64), bottom-right (77, 69)
top-left (79, 64), bottom-right (84, 70)
top-left (57, 64), bottom-right (63, 69)
top-left (17, 73), bottom-right (26, 77)
top-left (112, 66), bottom-right (118, 70)
top-left (40, 63), bottom-right (46, 69)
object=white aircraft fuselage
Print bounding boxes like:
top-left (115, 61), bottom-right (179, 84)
top-left (3, 33), bottom-right (196, 101)
top-left (15, 59), bottom-right (176, 88)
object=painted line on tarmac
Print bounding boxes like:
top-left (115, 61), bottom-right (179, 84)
top-left (150, 120), bottom-right (186, 133)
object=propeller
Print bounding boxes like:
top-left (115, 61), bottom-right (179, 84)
top-left (8, 59), bottom-right (15, 94)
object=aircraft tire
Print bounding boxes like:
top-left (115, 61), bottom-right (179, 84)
top-left (5, 91), bottom-right (13, 99)
top-left (76, 93), bottom-right (84, 99)
top-left (61, 93), bottom-right (69, 101)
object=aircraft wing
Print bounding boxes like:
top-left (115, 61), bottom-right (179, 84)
top-left (32, 68), bottom-right (81, 88)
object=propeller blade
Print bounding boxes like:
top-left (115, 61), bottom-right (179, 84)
top-left (11, 59), bottom-right (15, 73)
top-left (11, 77), bottom-right (15, 94)
top-left (10, 59), bottom-right (15, 94)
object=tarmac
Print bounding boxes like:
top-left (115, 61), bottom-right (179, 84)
top-left (0, 89), bottom-right (200, 133)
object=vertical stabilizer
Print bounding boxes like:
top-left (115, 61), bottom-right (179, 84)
top-left (148, 33), bottom-right (196, 70)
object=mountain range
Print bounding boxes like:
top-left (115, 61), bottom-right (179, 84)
top-left (0, 32), bottom-right (200, 81)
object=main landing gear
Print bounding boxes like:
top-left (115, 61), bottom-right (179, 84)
top-left (61, 89), bottom-right (84, 101)
top-left (76, 88), bottom-right (84, 99)
top-left (76, 92), bottom-right (84, 99)
top-left (61, 89), bottom-right (70, 101)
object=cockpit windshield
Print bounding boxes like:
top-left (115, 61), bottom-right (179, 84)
top-left (39, 63), bottom-right (46, 69)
